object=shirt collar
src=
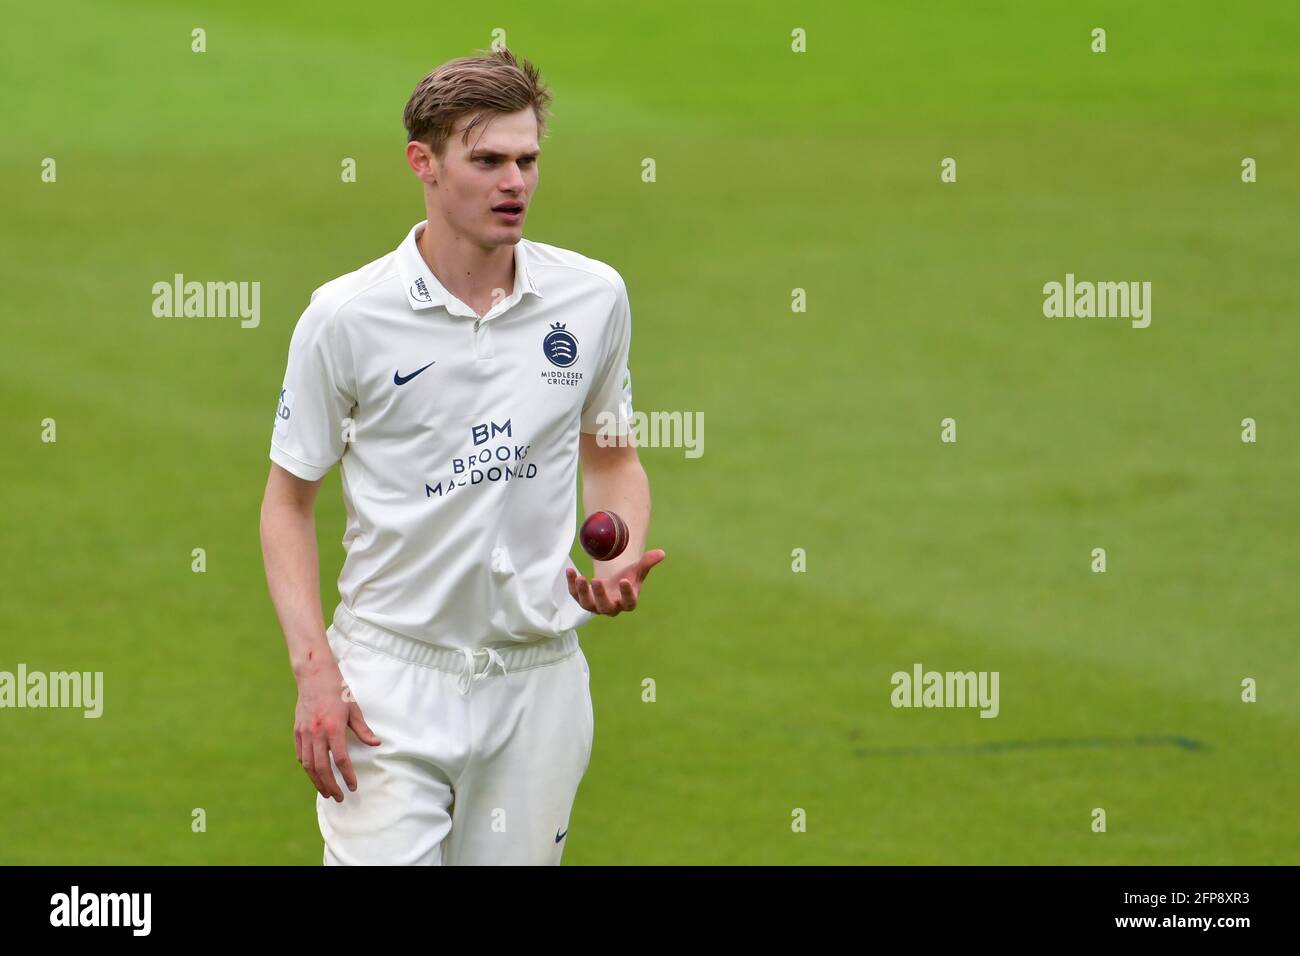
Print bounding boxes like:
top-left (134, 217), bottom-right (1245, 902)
top-left (396, 220), bottom-right (543, 315)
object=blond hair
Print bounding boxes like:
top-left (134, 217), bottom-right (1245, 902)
top-left (403, 48), bottom-right (552, 155)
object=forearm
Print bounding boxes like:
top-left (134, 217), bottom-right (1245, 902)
top-left (581, 453), bottom-right (651, 577)
top-left (260, 500), bottom-right (333, 682)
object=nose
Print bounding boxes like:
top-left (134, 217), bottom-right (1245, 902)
top-left (499, 161), bottom-right (526, 192)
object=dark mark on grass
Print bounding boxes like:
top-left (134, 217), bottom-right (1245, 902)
top-left (852, 735), bottom-right (1206, 757)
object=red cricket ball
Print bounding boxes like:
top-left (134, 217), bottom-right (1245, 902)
top-left (580, 510), bottom-right (630, 561)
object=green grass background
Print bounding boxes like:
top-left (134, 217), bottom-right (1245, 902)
top-left (1, 0), bottom-right (1297, 864)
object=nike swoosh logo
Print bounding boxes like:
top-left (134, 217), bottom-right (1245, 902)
top-left (555, 828), bottom-right (568, 843)
top-left (393, 361), bottom-right (435, 385)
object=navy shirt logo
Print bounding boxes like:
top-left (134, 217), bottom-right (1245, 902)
top-left (543, 322), bottom-right (579, 368)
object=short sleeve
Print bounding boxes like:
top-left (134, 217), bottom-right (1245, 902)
top-left (580, 274), bottom-right (634, 437)
top-left (269, 293), bottom-right (355, 480)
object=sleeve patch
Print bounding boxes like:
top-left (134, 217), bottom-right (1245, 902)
top-left (274, 386), bottom-right (294, 438)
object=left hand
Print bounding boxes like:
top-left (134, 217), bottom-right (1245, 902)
top-left (566, 549), bottom-right (666, 617)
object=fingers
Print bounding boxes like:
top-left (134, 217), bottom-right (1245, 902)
top-left (349, 703), bottom-right (382, 747)
top-left (329, 726), bottom-right (357, 793)
top-left (591, 578), bottom-right (620, 616)
top-left (637, 549), bottom-right (667, 579)
top-left (568, 567), bottom-right (598, 613)
top-left (570, 566), bottom-right (645, 616)
top-left (576, 574), bottom-right (600, 613)
top-left (300, 732), bottom-right (326, 799)
top-left (331, 743), bottom-right (357, 794)
top-left (313, 734), bottom-right (344, 802)
top-left (568, 567), bottom-right (594, 612)
top-left (618, 578), bottom-right (637, 610)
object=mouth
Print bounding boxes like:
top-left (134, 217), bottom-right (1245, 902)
top-left (492, 202), bottom-right (525, 220)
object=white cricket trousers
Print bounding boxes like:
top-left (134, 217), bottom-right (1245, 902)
top-left (318, 605), bottom-right (594, 865)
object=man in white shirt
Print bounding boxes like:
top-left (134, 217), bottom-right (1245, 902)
top-left (259, 48), bottom-right (664, 865)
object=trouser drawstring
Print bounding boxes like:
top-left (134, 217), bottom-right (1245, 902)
top-left (457, 646), bottom-right (509, 695)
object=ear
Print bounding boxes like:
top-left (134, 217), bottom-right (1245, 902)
top-left (406, 141), bottom-right (438, 186)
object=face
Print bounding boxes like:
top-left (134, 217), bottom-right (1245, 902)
top-left (411, 108), bottom-right (540, 248)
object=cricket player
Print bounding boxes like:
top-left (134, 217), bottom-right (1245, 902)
top-left (259, 48), bottom-right (664, 865)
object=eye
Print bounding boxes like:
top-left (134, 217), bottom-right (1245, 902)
top-left (520, 157), bottom-right (536, 166)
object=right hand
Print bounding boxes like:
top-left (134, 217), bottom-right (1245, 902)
top-left (294, 663), bottom-right (381, 802)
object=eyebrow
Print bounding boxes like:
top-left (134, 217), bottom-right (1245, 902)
top-left (469, 148), bottom-right (541, 160)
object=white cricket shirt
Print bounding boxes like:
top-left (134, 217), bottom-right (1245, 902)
top-left (270, 221), bottom-right (634, 650)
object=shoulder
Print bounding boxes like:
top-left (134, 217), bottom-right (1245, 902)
top-left (523, 238), bottom-right (628, 303)
top-left (284, 251), bottom-right (400, 376)
top-left (303, 248), bottom-right (404, 325)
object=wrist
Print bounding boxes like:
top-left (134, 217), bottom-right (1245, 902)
top-left (290, 639), bottom-right (335, 683)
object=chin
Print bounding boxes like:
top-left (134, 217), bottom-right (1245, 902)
top-left (471, 228), bottom-right (517, 249)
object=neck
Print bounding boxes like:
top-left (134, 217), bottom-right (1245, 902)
top-left (417, 215), bottom-right (515, 317)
